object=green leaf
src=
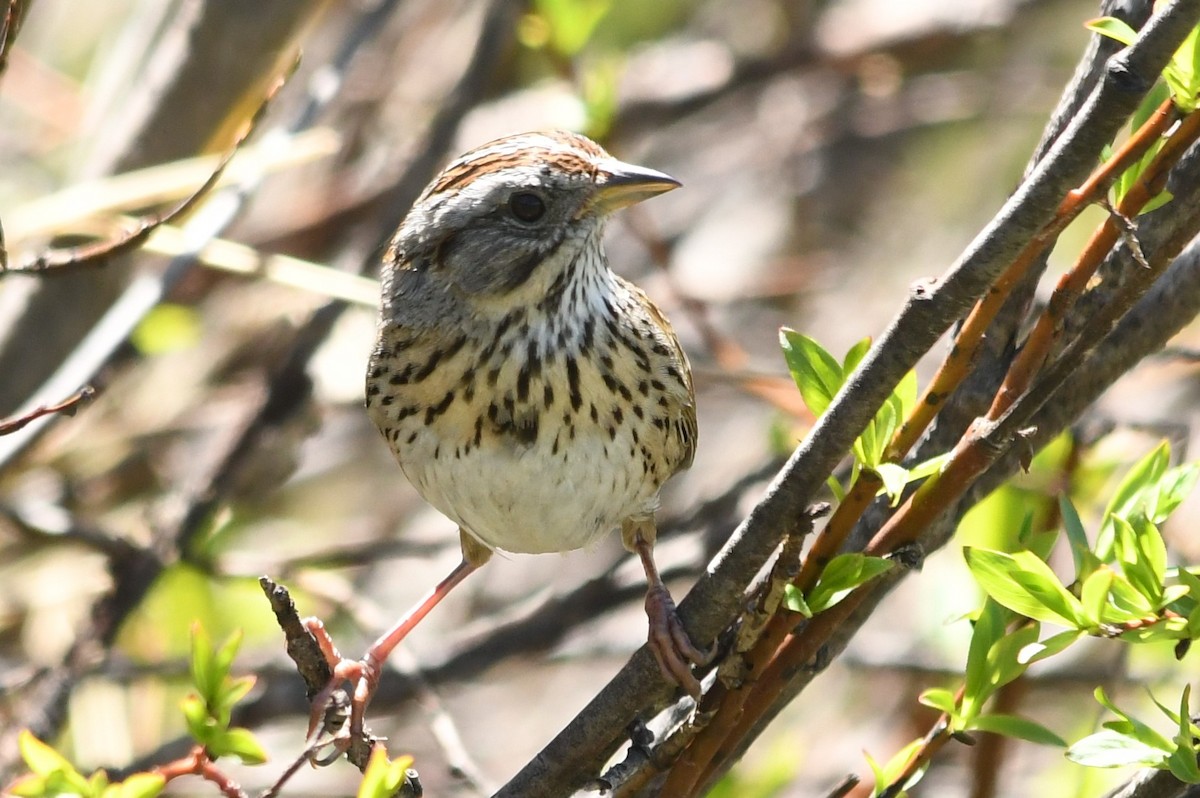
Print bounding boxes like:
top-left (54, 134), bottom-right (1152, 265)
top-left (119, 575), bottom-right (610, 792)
top-left (1183, 583), bottom-right (1200, 638)
top-left (189, 624), bottom-right (215, 704)
top-left (781, 584), bottom-right (812, 618)
top-left (963, 601), bottom-right (1008, 721)
top-left (1167, 685), bottom-right (1200, 782)
top-left (1085, 16), bottom-right (1138, 46)
top-left (1166, 745), bottom-right (1200, 783)
top-left (893, 368), bottom-right (919, 420)
top-left (1099, 442), bottom-right (1171, 559)
top-left (18, 731), bottom-right (75, 778)
top-left (15, 733), bottom-right (91, 795)
top-left (963, 623), bottom-right (1042, 723)
top-left (219, 675), bottom-right (256, 712)
top-left (1163, 22), bottom-right (1200, 111)
top-left (110, 773), bottom-right (166, 798)
top-left (357, 748), bottom-right (392, 798)
top-left (1081, 567), bottom-right (1114, 626)
top-left (1149, 462), bottom-right (1200, 523)
top-left (357, 748), bottom-right (413, 798)
top-left (1106, 572), bottom-right (1156, 619)
top-left (780, 328), bottom-right (843, 417)
top-left (1175, 567), bottom-right (1200, 602)
top-left (864, 739), bottom-right (925, 797)
top-left (1059, 495), bottom-right (1100, 582)
top-left (1105, 442), bottom-right (1171, 516)
top-left (842, 337), bottom-right (871, 373)
top-left (984, 625), bottom-right (1040, 694)
top-left (7, 776), bottom-right (47, 797)
top-left (1132, 516), bottom-right (1167, 596)
top-left (967, 713), bottom-right (1067, 747)
top-left (1163, 583), bottom-right (1191, 605)
top-left (854, 417), bottom-right (879, 469)
top-left (208, 727), bottom-right (268, 765)
top-left (874, 463), bottom-right (910, 505)
top-left (1021, 514), bottom-right (1057, 564)
top-left (806, 553), bottom-right (894, 614)
top-left (212, 629), bottom-right (243, 687)
top-left (1111, 517), bottom-right (1164, 604)
top-left (1095, 687), bottom-right (1174, 752)
top-left (1114, 122), bottom-right (1164, 209)
top-left (864, 397), bottom-right (899, 467)
top-left (918, 688), bottom-right (959, 718)
top-left (1149, 686), bottom-right (1185, 727)
top-left (905, 453), bottom-right (949, 482)
top-left (964, 548), bottom-right (1088, 627)
top-left (1018, 629), bottom-right (1083, 665)
top-left (181, 694), bottom-right (215, 745)
top-left (1132, 81), bottom-right (1171, 132)
top-left (89, 770), bottom-right (110, 795)
top-left (826, 474), bottom-right (846, 503)
top-left (530, 0), bottom-right (612, 57)
top-left (1067, 729), bottom-right (1169, 768)
top-left (1140, 189), bottom-right (1174, 214)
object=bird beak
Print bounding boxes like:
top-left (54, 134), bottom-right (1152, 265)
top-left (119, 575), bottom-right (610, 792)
top-left (593, 159), bottom-right (681, 213)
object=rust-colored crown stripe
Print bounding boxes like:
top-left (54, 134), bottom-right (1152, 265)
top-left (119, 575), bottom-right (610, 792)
top-left (545, 129), bottom-right (607, 156)
top-left (426, 131), bottom-right (605, 197)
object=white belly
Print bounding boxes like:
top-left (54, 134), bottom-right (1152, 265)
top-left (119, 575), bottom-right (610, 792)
top-left (399, 424), bottom-right (657, 554)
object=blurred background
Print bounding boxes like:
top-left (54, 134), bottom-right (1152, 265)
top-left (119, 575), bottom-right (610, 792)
top-left (3, 0), bottom-right (1197, 795)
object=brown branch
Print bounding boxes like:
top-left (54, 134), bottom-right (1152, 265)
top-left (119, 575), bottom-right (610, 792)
top-left (879, 716), bottom-right (958, 798)
top-left (989, 106), bottom-right (1200, 418)
top-left (258, 576), bottom-right (377, 770)
top-left (891, 96), bottom-right (1178, 457)
top-left (155, 747), bottom-right (247, 798)
top-left (0, 0), bottom-right (27, 83)
top-left (1102, 767), bottom-right (1199, 798)
top-left (0, 385), bottom-right (93, 435)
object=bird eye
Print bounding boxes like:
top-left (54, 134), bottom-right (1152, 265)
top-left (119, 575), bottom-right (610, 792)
top-left (508, 191), bottom-right (546, 223)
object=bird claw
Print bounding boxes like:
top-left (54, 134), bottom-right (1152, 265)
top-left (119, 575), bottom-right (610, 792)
top-left (644, 585), bottom-right (714, 698)
top-left (303, 618), bottom-right (379, 763)
top-left (310, 732), bottom-right (352, 767)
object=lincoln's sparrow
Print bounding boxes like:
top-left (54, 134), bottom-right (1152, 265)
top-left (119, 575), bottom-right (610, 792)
top-left (309, 130), bottom-right (709, 748)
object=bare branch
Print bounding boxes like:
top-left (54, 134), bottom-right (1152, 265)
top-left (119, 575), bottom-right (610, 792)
top-left (0, 386), bottom-right (93, 435)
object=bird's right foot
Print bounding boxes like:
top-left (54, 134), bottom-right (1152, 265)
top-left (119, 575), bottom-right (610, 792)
top-left (304, 618), bottom-right (382, 764)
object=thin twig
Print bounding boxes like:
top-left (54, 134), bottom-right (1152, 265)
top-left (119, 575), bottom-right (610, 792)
top-left (0, 386), bottom-right (94, 435)
top-left (0, 0), bottom-right (26, 82)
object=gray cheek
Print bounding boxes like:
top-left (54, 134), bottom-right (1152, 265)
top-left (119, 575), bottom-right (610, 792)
top-left (446, 229), bottom-right (555, 296)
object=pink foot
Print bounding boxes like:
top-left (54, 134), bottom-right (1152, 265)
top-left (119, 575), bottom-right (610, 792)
top-left (644, 585), bottom-right (714, 697)
top-left (304, 618), bottom-right (381, 763)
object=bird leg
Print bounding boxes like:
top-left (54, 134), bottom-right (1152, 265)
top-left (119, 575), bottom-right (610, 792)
top-left (305, 530), bottom-right (491, 756)
top-left (622, 517), bottom-right (714, 697)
